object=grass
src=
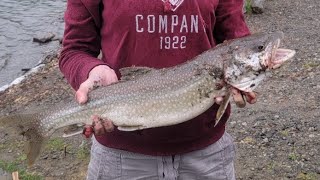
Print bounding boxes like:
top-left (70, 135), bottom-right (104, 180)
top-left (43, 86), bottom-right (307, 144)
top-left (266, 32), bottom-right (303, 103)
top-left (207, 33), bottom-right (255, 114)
top-left (280, 129), bottom-right (289, 137)
top-left (0, 138), bottom-right (88, 179)
top-left (45, 137), bottom-right (90, 160)
top-left (288, 153), bottom-right (298, 161)
top-left (0, 144), bottom-right (5, 150)
top-left (303, 62), bottom-right (320, 69)
top-left (0, 159), bottom-right (43, 180)
top-left (245, 0), bottom-right (252, 14)
top-left (45, 138), bottom-right (66, 151)
top-left (297, 172), bottom-right (318, 180)
top-left (266, 161), bottom-right (277, 171)
top-left (288, 145), bottom-right (299, 161)
top-left (76, 144), bottom-right (90, 161)
top-left (16, 154), bottom-right (27, 162)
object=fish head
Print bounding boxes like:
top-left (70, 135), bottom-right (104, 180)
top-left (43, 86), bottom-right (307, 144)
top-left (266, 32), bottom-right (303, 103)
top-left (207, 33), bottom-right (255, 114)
top-left (223, 32), bottom-right (296, 92)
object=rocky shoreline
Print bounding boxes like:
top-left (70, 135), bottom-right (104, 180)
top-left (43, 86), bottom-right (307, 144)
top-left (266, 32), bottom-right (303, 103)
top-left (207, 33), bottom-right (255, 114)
top-left (0, 0), bottom-right (319, 179)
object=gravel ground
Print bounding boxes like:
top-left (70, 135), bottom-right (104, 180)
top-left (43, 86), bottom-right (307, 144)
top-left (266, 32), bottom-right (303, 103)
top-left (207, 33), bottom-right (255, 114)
top-left (232, 0), bottom-right (320, 179)
top-left (0, 0), bottom-right (319, 179)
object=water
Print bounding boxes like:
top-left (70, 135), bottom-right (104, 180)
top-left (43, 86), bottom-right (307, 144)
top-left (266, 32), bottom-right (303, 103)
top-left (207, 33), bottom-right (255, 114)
top-left (0, 0), bottom-right (66, 88)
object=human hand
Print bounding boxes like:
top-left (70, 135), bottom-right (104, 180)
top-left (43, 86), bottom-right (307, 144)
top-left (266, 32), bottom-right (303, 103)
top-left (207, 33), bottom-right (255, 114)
top-left (76, 65), bottom-right (118, 104)
top-left (83, 115), bottom-right (115, 138)
top-left (213, 81), bottom-right (257, 108)
top-left (76, 65), bottom-right (118, 138)
top-left (231, 88), bottom-right (257, 108)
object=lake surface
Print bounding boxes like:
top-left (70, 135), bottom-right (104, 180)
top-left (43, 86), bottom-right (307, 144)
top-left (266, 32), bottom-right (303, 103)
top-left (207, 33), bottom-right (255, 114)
top-left (0, 0), bottom-right (66, 88)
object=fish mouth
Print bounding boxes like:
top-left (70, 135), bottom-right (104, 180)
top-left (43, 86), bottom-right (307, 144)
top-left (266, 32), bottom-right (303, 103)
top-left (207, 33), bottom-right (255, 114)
top-left (264, 39), bottom-right (296, 69)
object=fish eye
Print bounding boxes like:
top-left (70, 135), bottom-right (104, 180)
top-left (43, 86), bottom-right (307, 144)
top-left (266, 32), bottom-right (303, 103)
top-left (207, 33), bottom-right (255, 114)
top-left (257, 45), bottom-right (264, 51)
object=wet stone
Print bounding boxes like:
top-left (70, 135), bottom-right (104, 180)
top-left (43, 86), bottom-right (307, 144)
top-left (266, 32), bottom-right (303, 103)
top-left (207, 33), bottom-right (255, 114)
top-left (33, 32), bottom-right (56, 43)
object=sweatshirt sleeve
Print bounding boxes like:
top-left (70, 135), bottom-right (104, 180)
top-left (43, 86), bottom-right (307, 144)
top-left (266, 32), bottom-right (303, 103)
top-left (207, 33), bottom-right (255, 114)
top-left (59, 0), bottom-right (108, 90)
top-left (213, 0), bottom-right (251, 43)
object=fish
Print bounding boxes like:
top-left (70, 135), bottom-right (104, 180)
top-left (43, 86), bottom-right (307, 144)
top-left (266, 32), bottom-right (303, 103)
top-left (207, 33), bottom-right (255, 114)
top-left (0, 31), bottom-right (296, 165)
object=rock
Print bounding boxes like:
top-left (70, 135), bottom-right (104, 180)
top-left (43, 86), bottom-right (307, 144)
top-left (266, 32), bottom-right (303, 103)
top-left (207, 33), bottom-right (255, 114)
top-left (21, 68), bottom-right (31, 72)
top-left (251, 0), bottom-right (265, 14)
top-left (308, 134), bottom-right (315, 138)
top-left (263, 137), bottom-right (269, 143)
top-left (42, 155), bottom-right (49, 159)
top-left (51, 154), bottom-right (59, 159)
top-left (33, 32), bottom-right (55, 43)
top-left (52, 37), bottom-right (63, 44)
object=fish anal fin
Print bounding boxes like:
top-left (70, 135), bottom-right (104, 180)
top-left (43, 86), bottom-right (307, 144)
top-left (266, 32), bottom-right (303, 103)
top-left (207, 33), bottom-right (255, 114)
top-left (119, 66), bottom-right (153, 81)
top-left (62, 130), bottom-right (83, 138)
top-left (215, 92), bottom-right (231, 127)
top-left (118, 125), bottom-right (143, 131)
top-left (62, 124), bottom-right (84, 138)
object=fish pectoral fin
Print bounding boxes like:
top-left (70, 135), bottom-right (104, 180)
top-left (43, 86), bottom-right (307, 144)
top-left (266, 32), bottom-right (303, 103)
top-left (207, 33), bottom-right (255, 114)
top-left (215, 91), bottom-right (231, 127)
top-left (117, 125), bottom-right (144, 131)
top-left (119, 66), bottom-right (153, 81)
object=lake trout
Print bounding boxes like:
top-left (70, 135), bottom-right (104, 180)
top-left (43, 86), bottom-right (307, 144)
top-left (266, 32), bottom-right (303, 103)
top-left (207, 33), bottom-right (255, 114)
top-left (0, 32), bottom-right (295, 165)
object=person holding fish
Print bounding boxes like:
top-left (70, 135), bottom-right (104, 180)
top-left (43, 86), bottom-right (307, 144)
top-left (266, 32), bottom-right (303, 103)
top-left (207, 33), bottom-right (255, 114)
top-left (60, 0), bottom-right (257, 179)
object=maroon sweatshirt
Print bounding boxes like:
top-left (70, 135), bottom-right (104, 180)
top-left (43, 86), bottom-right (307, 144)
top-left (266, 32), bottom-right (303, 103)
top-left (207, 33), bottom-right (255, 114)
top-left (59, 0), bottom-right (250, 155)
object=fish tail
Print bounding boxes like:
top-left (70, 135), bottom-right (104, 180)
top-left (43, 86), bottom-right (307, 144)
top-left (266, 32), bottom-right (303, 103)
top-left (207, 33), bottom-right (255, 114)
top-left (0, 114), bottom-right (45, 166)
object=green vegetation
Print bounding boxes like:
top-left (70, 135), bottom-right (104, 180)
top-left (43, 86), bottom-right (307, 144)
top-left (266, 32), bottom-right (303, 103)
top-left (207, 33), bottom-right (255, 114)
top-left (266, 161), bottom-right (277, 171)
top-left (0, 159), bottom-right (42, 180)
top-left (288, 152), bottom-right (298, 161)
top-left (303, 62), bottom-right (320, 69)
top-left (245, 0), bottom-right (252, 14)
top-left (297, 172), bottom-right (318, 180)
top-left (280, 129), bottom-right (289, 137)
top-left (0, 144), bottom-right (5, 150)
top-left (76, 145), bottom-right (90, 161)
top-left (45, 138), bottom-right (66, 151)
top-left (288, 145), bottom-right (299, 161)
top-left (16, 154), bottom-right (27, 162)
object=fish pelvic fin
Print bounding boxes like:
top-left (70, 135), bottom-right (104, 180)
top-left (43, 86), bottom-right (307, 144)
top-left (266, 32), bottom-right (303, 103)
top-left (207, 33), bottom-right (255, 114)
top-left (0, 114), bottom-right (45, 166)
top-left (215, 91), bottom-right (231, 127)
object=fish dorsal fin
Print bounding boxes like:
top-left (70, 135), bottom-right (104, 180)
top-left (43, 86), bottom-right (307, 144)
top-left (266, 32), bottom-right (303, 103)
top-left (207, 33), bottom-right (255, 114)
top-left (215, 91), bottom-right (231, 127)
top-left (119, 66), bottom-right (153, 81)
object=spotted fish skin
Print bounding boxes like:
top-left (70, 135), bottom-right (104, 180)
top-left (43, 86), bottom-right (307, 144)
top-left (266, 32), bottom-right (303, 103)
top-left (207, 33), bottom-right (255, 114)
top-left (0, 32), bottom-right (296, 165)
top-left (38, 51), bottom-right (226, 132)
